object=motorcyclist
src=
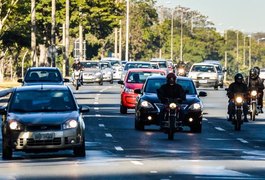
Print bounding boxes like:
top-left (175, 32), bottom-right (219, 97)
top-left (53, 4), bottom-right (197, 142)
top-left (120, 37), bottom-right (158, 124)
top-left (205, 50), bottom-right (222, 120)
top-left (175, 61), bottom-right (186, 76)
top-left (157, 73), bottom-right (186, 124)
top-left (72, 58), bottom-right (84, 84)
top-left (227, 73), bottom-right (249, 122)
top-left (246, 67), bottom-right (264, 113)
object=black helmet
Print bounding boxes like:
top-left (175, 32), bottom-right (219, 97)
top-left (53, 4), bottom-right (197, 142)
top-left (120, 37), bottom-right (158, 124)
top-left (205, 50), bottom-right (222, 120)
top-left (249, 68), bottom-right (258, 79)
top-left (253, 66), bottom-right (260, 75)
top-left (234, 73), bottom-right (244, 83)
top-left (166, 72), bottom-right (176, 85)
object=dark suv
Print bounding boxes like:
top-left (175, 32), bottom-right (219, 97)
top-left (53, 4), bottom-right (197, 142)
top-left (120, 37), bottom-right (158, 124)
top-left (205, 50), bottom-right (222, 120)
top-left (18, 67), bottom-right (69, 86)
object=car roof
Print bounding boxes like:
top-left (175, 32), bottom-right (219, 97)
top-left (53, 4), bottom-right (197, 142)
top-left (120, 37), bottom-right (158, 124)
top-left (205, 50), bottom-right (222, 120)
top-left (146, 75), bottom-right (191, 81)
top-left (27, 67), bottom-right (60, 70)
top-left (14, 85), bottom-right (70, 92)
top-left (192, 62), bottom-right (217, 66)
top-left (127, 68), bottom-right (166, 73)
top-left (125, 61), bottom-right (151, 64)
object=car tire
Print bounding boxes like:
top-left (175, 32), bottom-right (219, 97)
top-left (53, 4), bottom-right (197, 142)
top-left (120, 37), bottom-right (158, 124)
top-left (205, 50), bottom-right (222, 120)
top-left (135, 118), bottom-right (144, 130)
top-left (73, 137), bottom-right (86, 157)
top-left (120, 105), bottom-right (127, 114)
top-left (2, 138), bottom-right (12, 160)
top-left (99, 81), bottom-right (103, 86)
top-left (110, 80), bottom-right (114, 84)
top-left (214, 85), bottom-right (218, 90)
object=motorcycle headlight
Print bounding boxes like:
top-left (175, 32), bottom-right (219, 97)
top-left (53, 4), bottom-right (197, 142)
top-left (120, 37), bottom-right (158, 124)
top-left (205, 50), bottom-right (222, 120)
top-left (124, 87), bottom-right (134, 93)
top-left (189, 103), bottom-right (202, 110)
top-left (178, 68), bottom-right (185, 74)
top-left (95, 72), bottom-right (101, 76)
top-left (9, 120), bottom-right (24, 131)
top-left (63, 119), bottom-right (78, 129)
top-left (235, 96), bottom-right (243, 104)
top-left (141, 100), bottom-right (154, 108)
top-left (251, 90), bottom-right (257, 97)
top-left (169, 103), bottom-right (177, 109)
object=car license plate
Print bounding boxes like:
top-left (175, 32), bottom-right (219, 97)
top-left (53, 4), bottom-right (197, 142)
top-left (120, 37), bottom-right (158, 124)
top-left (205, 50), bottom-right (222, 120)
top-left (199, 80), bottom-right (207, 83)
top-left (34, 132), bottom-right (54, 140)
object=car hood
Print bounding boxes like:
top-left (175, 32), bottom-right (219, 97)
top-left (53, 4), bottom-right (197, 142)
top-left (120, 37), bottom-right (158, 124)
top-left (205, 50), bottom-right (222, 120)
top-left (141, 93), bottom-right (200, 105)
top-left (8, 111), bottom-right (79, 125)
top-left (83, 68), bottom-right (101, 73)
top-left (188, 72), bottom-right (217, 78)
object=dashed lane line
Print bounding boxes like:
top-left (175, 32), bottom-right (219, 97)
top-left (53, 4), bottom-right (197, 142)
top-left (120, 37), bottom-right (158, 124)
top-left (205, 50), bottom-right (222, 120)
top-left (115, 146), bottom-right (124, 151)
top-left (237, 138), bottom-right (249, 144)
top-left (131, 161), bottom-right (143, 165)
top-left (215, 127), bottom-right (226, 131)
top-left (105, 133), bottom-right (113, 138)
top-left (98, 124), bottom-right (105, 127)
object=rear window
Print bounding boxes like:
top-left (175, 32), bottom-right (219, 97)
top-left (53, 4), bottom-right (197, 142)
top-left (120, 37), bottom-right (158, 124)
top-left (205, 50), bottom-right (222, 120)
top-left (126, 72), bottom-right (164, 83)
top-left (124, 63), bottom-right (152, 70)
top-left (81, 62), bottom-right (99, 68)
top-left (25, 70), bottom-right (62, 82)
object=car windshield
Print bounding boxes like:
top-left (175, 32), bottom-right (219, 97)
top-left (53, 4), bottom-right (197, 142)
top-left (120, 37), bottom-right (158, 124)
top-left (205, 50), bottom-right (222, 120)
top-left (157, 62), bottom-right (167, 68)
top-left (144, 79), bottom-right (196, 95)
top-left (191, 65), bottom-right (216, 72)
top-left (24, 70), bottom-right (63, 82)
top-left (9, 90), bottom-right (77, 112)
top-left (81, 62), bottom-right (99, 68)
top-left (100, 63), bottom-right (111, 69)
top-left (108, 60), bottom-right (121, 66)
top-left (124, 63), bottom-right (152, 70)
top-left (127, 72), bottom-right (164, 83)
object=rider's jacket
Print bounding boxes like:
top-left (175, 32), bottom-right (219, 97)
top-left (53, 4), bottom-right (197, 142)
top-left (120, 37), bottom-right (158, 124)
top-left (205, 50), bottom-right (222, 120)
top-left (246, 76), bottom-right (264, 92)
top-left (227, 82), bottom-right (248, 99)
top-left (72, 63), bottom-right (83, 71)
top-left (157, 83), bottom-right (186, 104)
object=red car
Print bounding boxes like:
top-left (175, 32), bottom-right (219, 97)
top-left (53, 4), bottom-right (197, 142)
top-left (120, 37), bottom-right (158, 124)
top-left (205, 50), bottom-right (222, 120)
top-left (118, 68), bottom-right (166, 114)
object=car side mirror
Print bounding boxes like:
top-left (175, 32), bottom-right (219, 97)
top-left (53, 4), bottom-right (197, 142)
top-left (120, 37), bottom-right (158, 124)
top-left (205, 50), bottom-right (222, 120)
top-left (134, 89), bottom-right (142, 94)
top-left (79, 105), bottom-right (90, 113)
top-left (17, 79), bottom-right (23, 83)
top-left (118, 80), bottom-right (124, 85)
top-left (198, 91), bottom-right (207, 97)
top-left (64, 78), bottom-right (70, 82)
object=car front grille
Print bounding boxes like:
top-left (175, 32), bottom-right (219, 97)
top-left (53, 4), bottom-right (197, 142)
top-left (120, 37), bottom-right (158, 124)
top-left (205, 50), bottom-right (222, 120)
top-left (26, 138), bottom-right (61, 146)
top-left (197, 77), bottom-right (210, 80)
top-left (26, 125), bottom-right (61, 131)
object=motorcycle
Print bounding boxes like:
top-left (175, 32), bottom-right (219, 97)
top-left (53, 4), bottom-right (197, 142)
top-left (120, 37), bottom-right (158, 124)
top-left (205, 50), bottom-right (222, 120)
top-left (160, 98), bottom-right (182, 140)
top-left (176, 67), bottom-right (186, 76)
top-left (248, 89), bottom-right (261, 121)
top-left (73, 70), bottom-right (82, 90)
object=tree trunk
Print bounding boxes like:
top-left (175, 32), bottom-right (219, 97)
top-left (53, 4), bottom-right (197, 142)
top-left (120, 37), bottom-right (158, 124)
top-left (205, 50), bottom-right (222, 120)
top-left (39, 44), bottom-right (47, 66)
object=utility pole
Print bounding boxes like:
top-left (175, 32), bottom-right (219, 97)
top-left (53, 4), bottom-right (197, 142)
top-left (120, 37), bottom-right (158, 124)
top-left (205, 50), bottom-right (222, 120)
top-left (170, 9), bottom-right (174, 61)
top-left (180, 11), bottom-right (183, 62)
top-left (125, 0), bottom-right (130, 61)
top-left (65, 0), bottom-right (70, 76)
top-left (249, 35), bottom-right (252, 69)
top-left (31, 0), bottom-right (37, 66)
top-left (51, 0), bottom-right (56, 67)
top-left (114, 0), bottom-right (118, 58)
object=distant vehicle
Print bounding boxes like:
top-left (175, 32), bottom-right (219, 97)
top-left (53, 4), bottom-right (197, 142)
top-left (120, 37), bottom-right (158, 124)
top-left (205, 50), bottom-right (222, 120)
top-left (101, 57), bottom-right (123, 80)
top-left (150, 62), bottom-right (160, 69)
top-left (259, 68), bottom-right (265, 80)
top-left (203, 60), bottom-right (226, 88)
top-left (0, 85), bottom-right (89, 159)
top-left (121, 61), bottom-right (153, 80)
top-left (17, 67), bottom-right (69, 86)
top-left (150, 58), bottom-right (170, 74)
top-left (118, 68), bottom-right (166, 114)
top-left (80, 61), bottom-right (103, 85)
top-left (100, 61), bottom-right (114, 84)
top-left (134, 75), bottom-right (207, 132)
top-left (188, 62), bottom-right (219, 90)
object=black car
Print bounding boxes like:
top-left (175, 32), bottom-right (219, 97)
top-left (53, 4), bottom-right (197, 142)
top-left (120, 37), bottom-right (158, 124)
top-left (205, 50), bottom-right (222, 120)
top-left (134, 75), bottom-right (207, 133)
top-left (17, 67), bottom-right (69, 86)
top-left (0, 85), bottom-right (89, 159)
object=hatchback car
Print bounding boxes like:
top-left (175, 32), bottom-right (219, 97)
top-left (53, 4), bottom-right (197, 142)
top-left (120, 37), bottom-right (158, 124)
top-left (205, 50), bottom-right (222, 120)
top-left (101, 58), bottom-right (123, 80)
top-left (100, 61), bottom-right (114, 84)
top-left (118, 68), bottom-right (166, 114)
top-left (121, 61), bottom-right (153, 80)
top-left (134, 76), bottom-right (207, 133)
top-left (0, 85), bottom-right (89, 159)
top-left (17, 67), bottom-right (69, 86)
top-left (80, 61), bottom-right (103, 85)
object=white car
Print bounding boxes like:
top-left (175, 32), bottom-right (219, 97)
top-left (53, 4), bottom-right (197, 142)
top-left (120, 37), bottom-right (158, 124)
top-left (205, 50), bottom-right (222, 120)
top-left (259, 68), bottom-right (265, 80)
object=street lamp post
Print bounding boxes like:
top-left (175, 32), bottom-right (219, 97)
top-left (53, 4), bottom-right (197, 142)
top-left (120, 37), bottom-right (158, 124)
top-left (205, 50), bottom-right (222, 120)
top-left (125, 0), bottom-right (130, 61)
top-left (170, 9), bottom-right (174, 61)
top-left (248, 34), bottom-right (252, 69)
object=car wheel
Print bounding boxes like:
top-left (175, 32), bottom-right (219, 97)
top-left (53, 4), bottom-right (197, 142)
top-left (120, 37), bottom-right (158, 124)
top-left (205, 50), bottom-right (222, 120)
top-left (134, 118), bottom-right (144, 130)
top-left (2, 138), bottom-right (12, 160)
top-left (190, 122), bottom-right (202, 133)
top-left (99, 81), bottom-right (103, 86)
top-left (214, 85), bottom-right (218, 90)
top-left (120, 105), bottom-right (127, 114)
top-left (110, 80), bottom-right (114, 84)
top-left (73, 137), bottom-right (86, 157)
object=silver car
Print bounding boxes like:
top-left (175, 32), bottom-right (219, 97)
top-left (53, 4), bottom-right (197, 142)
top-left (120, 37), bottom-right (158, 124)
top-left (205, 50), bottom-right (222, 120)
top-left (100, 61), bottom-right (114, 84)
top-left (81, 61), bottom-right (104, 85)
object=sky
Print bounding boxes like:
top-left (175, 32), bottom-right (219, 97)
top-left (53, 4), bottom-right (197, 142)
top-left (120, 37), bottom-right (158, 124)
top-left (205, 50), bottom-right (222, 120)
top-left (155, 0), bottom-right (265, 34)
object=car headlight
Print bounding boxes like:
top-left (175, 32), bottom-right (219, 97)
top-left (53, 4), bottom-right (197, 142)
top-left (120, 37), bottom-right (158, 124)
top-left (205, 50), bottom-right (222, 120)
top-left (95, 72), bottom-right (101, 76)
top-left (124, 87), bottom-right (134, 93)
top-left (9, 120), bottom-right (24, 130)
top-left (141, 100), bottom-right (154, 108)
top-left (189, 103), bottom-right (202, 110)
top-left (235, 96), bottom-right (243, 104)
top-left (169, 103), bottom-right (177, 109)
top-left (251, 90), bottom-right (257, 97)
top-left (63, 119), bottom-right (78, 129)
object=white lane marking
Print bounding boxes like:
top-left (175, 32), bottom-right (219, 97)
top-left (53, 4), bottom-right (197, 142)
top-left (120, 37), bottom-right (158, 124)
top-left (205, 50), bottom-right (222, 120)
top-left (207, 138), bottom-right (230, 141)
top-left (97, 94), bottom-right (101, 96)
top-left (95, 114), bottom-right (101, 117)
top-left (94, 102), bottom-right (99, 104)
top-left (131, 161), bottom-right (143, 165)
top-left (237, 138), bottom-right (249, 144)
top-left (94, 107), bottom-right (99, 110)
top-left (105, 133), bottom-right (112, 137)
top-left (150, 171), bottom-right (158, 174)
top-left (215, 127), bottom-right (226, 131)
top-left (203, 118), bottom-right (208, 121)
top-left (98, 124), bottom-right (105, 127)
top-left (115, 146), bottom-right (124, 151)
